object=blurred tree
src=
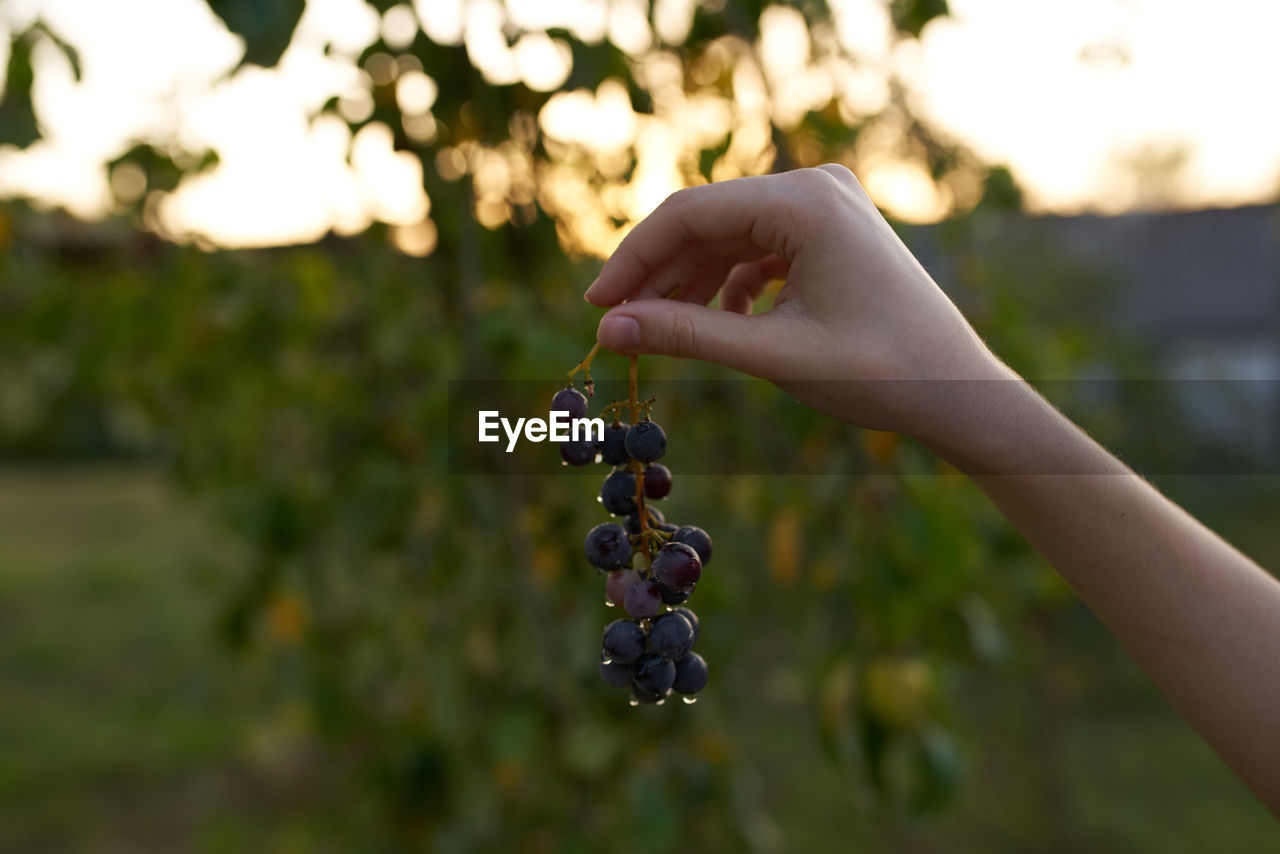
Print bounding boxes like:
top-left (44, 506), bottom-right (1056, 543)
top-left (0, 1), bottom-right (1131, 849)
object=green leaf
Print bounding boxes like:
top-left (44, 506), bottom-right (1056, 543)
top-left (207, 0), bottom-right (305, 68)
top-left (980, 164), bottom-right (1025, 211)
top-left (890, 0), bottom-right (950, 39)
top-left (33, 21), bottom-right (82, 81)
top-left (907, 726), bottom-right (964, 815)
top-left (561, 716), bottom-right (619, 776)
top-left (489, 706), bottom-right (541, 764)
top-left (816, 653), bottom-right (859, 766)
top-left (1, 33), bottom-right (39, 148)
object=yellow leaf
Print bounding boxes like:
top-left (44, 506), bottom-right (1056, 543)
top-left (811, 555), bottom-right (840, 591)
top-left (768, 510), bottom-right (801, 586)
top-left (492, 759), bottom-right (523, 790)
top-left (861, 429), bottom-right (900, 467)
top-left (265, 591), bottom-right (306, 644)
top-left (531, 543), bottom-right (562, 586)
top-left (862, 655), bottom-right (934, 732)
top-left (694, 731), bottom-right (733, 764)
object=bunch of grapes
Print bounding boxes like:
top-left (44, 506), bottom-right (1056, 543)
top-left (552, 370), bottom-right (712, 706)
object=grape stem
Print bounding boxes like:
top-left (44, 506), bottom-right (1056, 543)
top-left (628, 355), bottom-right (652, 572)
top-left (628, 355), bottom-right (638, 424)
top-left (566, 343), bottom-right (602, 396)
top-left (598, 400), bottom-right (629, 423)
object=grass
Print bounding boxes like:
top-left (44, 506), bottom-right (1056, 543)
top-left (0, 466), bottom-right (330, 852)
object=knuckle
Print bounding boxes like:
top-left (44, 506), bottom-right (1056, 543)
top-left (790, 165), bottom-right (867, 229)
top-left (816, 162), bottom-right (859, 187)
top-left (785, 168), bottom-right (845, 226)
top-left (612, 244), bottom-right (649, 280)
top-left (795, 166), bottom-right (839, 193)
top-left (661, 185), bottom-right (695, 212)
top-left (668, 311), bottom-right (697, 358)
top-left (656, 187), bottom-right (699, 242)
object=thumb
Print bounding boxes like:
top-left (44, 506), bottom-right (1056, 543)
top-left (595, 300), bottom-right (780, 379)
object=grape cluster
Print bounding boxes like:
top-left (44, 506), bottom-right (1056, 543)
top-left (553, 384), bottom-right (712, 705)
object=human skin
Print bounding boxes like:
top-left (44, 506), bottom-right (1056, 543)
top-left (584, 164), bottom-right (1280, 814)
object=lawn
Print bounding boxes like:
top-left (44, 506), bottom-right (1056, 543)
top-left (0, 467), bottom-right (334, 852)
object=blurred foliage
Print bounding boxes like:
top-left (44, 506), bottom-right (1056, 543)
top-left (0, 214), bottom-right (1124, 847)
top-left (0, 0), bottom-right (1197, 850)
top-left (1, 28), bottom-right (39, 147)
top-left (1, 19), bottom-right (80, 146)
top-left (890, 0), bottom-right (949, 38)
top-left (209, 0), bottom-right (306, 67)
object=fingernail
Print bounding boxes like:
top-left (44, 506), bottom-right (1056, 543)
top-left (597, 313), bottom-right (642, 350)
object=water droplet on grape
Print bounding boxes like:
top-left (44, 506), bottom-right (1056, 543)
top-left (682, 695), bottom-right (698, 705)
top-left (605, 599), bottom-right (615, 607)
top-left (656, 698), bottom-right (666, 705)
top-left (628, 697), bottom-right (639, 707)
top-left (601, 656), bottom-right (613, 665)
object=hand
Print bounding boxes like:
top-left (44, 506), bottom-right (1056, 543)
top-left (590, 167), bottom-right (1280, 814)
top-left (585, 165), bottom-right (1011, 438)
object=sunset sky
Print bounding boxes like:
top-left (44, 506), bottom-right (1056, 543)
top-left (0, 0), bottom-right (1277, 248)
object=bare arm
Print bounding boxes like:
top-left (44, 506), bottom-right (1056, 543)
top-left (584, 165), bottom-right (1280, 812)
top-left (921, 370), bottom-right (1280, 810)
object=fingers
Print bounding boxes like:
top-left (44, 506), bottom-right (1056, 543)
top-left (595, 299), bottom-right (795, 380)
top-left (585, 171), bottom-right (815, 307)
top-left (610, 244), bottom-right (785, 313)
top-left (581, 166), bottom-right (860, 379)
top-left (720, 254), bottom-right (789, 314)
top-left (628, 239), bottom-right (764, 304)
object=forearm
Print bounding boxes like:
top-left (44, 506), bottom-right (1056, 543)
top-left (919, 374), bottom-right (1280, 811)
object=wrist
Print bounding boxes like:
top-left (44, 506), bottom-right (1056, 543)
top-left (911, 371), bottom-right (1034, 473)
top-left (913, 369), bottom-right (1127, 477)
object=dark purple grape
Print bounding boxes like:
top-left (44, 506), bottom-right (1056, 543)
top-left (599, 659), bottom-right (632, 687)
top-left (605, 569), bottom-right (641, 606)
top-left (643, 464), bottom-right (672, 499)
top-left (599, 470), bottom-right (637, 516)
top-left (672, 606), bottom-right (699, 645)
top-left (631, 687), bottom-right (666, 705)
top-left (584, 523), bottom-right (632, 570)
top-left (599, 422), bottom-right (630, 465)
top-left (632, 653), bottom-right (676, 695)
top-left (656, 581), bottom-right (690, 605)
top-left (651, 542), bottom-right (701, 594)
top-left (671, 526), bottom-right (713, 566)
top-left (624, 419), bottom-right (666, 463)
top-left (624, 506), bottom-right (664, 535)
top-left (551, 387), bottom-right (588, 419)
top-left (648, 611), bottom-right (694, 660)
top-left (672, 652), bottom-right (708, 695)
top-left (561, 439), bottom-right (597, 466)
top-left (656, 522), bottom-right (678, 534)
top-left (602, 619), bottom-right (646, 664)
top-left (623, 579), bottom-right (663, 619)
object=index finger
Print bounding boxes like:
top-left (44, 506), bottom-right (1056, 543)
top-left (583, 171), bottom-right (813, 307)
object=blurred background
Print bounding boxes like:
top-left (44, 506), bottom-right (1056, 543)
top-left (2, 0), bottom-right (1278, 851)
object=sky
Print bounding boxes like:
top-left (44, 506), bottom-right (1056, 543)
top-left (0, 0), bottom-right (1278, 249)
